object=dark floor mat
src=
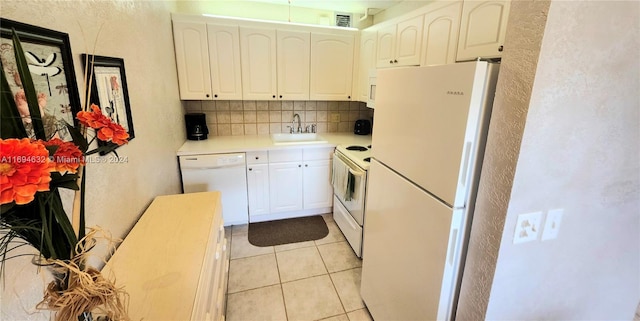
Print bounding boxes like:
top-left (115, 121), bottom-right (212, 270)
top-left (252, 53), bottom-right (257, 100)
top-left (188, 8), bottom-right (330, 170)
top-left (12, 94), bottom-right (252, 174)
top-left (248, 215), bottom-right (329, 247)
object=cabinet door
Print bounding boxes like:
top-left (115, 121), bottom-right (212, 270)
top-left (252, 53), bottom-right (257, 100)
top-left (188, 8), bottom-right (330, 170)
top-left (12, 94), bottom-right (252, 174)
top-left (207, 24), bottom-right (243, 100)
top-left (395, 15), bottom-right (424, 66)
top-left (303, 160), bottom-right (333, 209)
top-left (247, 164), bottom-right (270, 218)
top-left (240, 27), bottom-right (278, 100)
top-left (375, 24), bottom-right (396, 68)
top-left (172, 21), bottom-right (212, 100)
top-left (277, 30), bottom-right (310, 100)
top-left (310, 33), bottom-right (355, 101)
top-left (456, 0), bottom-right (510, 61)
top-left (269, 162), bottom-right (303, 213)
top-left (421, 1), bottom-right (463, 66)
top-left (357, 29), bottom-right (377, 102)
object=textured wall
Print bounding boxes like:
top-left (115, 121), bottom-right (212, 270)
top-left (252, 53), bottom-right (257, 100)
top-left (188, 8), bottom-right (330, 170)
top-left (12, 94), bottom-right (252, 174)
top-left (184, 100), bottom-right (373, 136)
top-left (456, 1), bottom-right (551, 319)
top-left (486, 0), bottom-right (640, 318)
top-left (0, 1), bottom-right (184, 319)
top-left (457, 0), bottom-right (640, 319)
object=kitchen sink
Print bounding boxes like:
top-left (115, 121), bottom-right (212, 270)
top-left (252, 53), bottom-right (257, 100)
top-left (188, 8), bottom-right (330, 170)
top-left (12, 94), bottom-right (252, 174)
top-left (270, 133), bottom-right (328, 145)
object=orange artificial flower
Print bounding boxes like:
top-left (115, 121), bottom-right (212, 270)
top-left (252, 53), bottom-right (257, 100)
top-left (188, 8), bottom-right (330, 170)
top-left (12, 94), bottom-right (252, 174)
top-left (76, 104), bottom-right (111, 129)
top-left (77, 104), bottom-right (129, 145)
top-left (42, 138), bottom-right (85, 173)
top-left (0, 138), bottom-right (52, 205)
top-left (97, 122), bottom-right (129, 146)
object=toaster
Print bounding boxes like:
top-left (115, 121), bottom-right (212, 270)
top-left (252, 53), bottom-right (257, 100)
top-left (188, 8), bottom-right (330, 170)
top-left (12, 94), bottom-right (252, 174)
top-left (354, 119), bottom-right (371, 135)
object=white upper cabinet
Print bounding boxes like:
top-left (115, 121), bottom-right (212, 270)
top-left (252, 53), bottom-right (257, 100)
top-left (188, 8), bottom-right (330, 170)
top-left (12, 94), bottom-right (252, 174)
top-left (172, 21), bottom-right (212, 100)
top-left (421, 1), bottom-right (463, 66)
top-left (277, 30), bottom-right (310, 100)
top-left (240, 27), bottom-right (278, 100)
top-left (375, 24), bottom-right (396, 68)
top-left (456, 0), bottom-right (511, 61)
top-left (357, 29), bottom-right (377, 102)
top-left (310, 33), bottom-right (355, 101)
top-left (376, 15), bottom-right (424, 68)
top-left (207, 24), bottom-right (243, 100)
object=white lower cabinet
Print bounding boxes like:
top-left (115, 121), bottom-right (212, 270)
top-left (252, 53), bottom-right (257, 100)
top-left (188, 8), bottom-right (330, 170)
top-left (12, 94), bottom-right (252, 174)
top-left (247, 163), bottom-right (270, 217)
top-left (269, 162), bottom-right (304, 213)
top-left (303, 159), bottom-right (333, 209)
top-left (246, 147), bottom-right (334, 222)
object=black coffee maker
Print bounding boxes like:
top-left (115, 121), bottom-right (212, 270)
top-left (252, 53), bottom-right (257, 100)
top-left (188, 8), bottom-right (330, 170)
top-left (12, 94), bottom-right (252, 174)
top-left (185, 113), bottom-right (209, 140)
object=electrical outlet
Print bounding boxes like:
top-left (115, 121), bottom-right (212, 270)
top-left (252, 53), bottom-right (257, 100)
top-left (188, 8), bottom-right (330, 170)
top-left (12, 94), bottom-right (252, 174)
top-left (541, 208), bottom-right (563, 241)
top-left (513, 211), bottom-right (542, 244)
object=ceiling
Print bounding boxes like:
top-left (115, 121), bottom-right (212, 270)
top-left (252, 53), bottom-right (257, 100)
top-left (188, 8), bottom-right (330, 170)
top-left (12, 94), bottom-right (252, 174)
top-left (252, 0), bottom-right (403, 15)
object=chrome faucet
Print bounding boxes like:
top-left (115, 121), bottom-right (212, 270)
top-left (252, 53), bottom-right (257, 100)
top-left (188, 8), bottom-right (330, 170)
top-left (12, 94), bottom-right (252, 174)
top-left (292, 113), bottom-right (301, 133)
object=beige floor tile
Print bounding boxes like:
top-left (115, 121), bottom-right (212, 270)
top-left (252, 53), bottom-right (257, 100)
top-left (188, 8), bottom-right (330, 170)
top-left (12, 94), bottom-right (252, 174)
top-left (330, 268), bottom-right (364, 312)
top-left (282, 275), bottom-right (344, 321)
top-left (231, 231), bottom-right (273, 259)
top-left (276, 246), bottom-right (327, 282)
top-left (322, 213), bottom-right (335, 223)
top-left (315, 221), bottom-right (347, 245)
top-left (228, 254), bottom-right (280, 293)
top-left (274, 240), bottom-right (316, 252)
top-left (231, 224), bottom-right (248, 236)
top-left (226, 285), bottom-right (287, 321)
top-left (320, 314), bottom-right (350, 321)
top-left (318, 242), bottom-right (362, 273)
top-left (347, 308), bottom-right (373, 321)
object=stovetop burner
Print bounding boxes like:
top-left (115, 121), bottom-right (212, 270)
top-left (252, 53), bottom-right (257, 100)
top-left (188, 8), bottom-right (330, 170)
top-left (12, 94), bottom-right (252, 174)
top-left (346, 145), bottom-right (368, 151)
top-left (363, 157), bottom-right (371, 162)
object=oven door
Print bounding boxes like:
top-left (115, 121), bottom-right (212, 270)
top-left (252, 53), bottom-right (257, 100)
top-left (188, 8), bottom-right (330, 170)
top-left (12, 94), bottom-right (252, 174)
top-left (332, 151), bottom-right (367, 225)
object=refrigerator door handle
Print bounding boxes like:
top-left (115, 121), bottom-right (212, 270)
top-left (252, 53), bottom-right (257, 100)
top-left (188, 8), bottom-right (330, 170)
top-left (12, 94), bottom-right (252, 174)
top-left (448, 228), bottom-right (459, 266)
top-left (459, 142), bottom-right (472, 187)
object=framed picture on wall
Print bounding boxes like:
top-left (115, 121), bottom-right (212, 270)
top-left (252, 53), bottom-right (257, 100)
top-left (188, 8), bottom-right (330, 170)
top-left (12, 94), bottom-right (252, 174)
top-left (0, 18), bottom-right (82, 141)
top-left (81, 54), bottom-right (135, 148)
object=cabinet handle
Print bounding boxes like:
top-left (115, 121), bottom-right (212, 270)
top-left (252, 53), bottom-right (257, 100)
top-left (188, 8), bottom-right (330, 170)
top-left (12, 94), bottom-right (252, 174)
top-left (305, 164), bottom-right (308, 167)
top-left (272, 95), bottom-right (276, 98)
top-left (255, 156), bottom-right (259, 160)
top-left (248, 168), bottom-right (252, 171)
top-left (206, 94), bottom-right (210, 98)
top-left (498, 45), bottom-right (504, 52)
top-left (348, 96), bottom-right (351, 99)
top-left (393, 59), bottom-right (398, 63)
top-left (389, 60), bottom-right (393, 64)
top-left (279, 95), bottom-right (283, 99)
top-left (214, 94), bottom-right (218, 98)
top-left (298, 164), bottom-right (302, 168)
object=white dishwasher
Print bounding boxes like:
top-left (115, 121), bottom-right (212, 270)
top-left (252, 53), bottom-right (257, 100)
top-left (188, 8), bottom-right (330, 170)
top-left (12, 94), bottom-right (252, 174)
top-left (179, 153), bottom-right (248, 226)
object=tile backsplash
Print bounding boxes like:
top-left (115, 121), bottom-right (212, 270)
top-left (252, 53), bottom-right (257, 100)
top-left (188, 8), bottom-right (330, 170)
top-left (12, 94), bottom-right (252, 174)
top-left (184, 100), bottom-right (374, 136)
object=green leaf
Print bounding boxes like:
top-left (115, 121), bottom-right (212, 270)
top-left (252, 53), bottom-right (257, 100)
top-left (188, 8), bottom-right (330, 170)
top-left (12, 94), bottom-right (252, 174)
top-left (49, 172), bottom-right (80, 191)
top-left (48, 190), bottom-right (77, 256)
top-left (11, 30), bottom-right (46, 141)
top-left (79, 166), bottom-right (86, 241)
top-left (65, 122), bottom-right (89, 153)
top-left (0, 59), bottom-right (28, 139)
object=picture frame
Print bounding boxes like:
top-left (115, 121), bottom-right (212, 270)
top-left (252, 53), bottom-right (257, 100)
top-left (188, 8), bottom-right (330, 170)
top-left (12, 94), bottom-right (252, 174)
top-left (81, 54), bottom-right (135, 147)
top-left (0, 18), bottom-right (82, 141)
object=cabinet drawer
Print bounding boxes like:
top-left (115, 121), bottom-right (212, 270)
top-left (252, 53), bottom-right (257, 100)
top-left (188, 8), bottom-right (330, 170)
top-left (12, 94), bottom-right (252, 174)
top-left (269, 149), bottom-right (302, 162)
top-left (247, 151), bottom-right (268, 164)
top-left (303, 147), bottom-right (334, 161)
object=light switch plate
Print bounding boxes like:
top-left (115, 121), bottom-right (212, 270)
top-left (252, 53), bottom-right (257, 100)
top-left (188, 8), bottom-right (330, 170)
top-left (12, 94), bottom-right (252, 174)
top-left (541, 208), bottom-right (563, 241)
top-left (513, 211), bottom-right (542, 244)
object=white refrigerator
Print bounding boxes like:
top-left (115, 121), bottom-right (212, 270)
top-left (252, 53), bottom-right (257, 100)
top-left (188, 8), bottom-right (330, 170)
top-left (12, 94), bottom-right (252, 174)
top-left (360, 61), bottom-right (499, 321)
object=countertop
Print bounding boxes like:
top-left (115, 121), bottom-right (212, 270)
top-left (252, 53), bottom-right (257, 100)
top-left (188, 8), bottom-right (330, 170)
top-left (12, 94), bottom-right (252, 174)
top-left (102, 192), bottom-right (223, 320)
top-left (177, 132), bottom-right (372, 156)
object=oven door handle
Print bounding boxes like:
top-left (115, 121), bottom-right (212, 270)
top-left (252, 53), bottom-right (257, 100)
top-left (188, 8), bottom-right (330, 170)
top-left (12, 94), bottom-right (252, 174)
top-left (334, 152), bottom-right (366, 175)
